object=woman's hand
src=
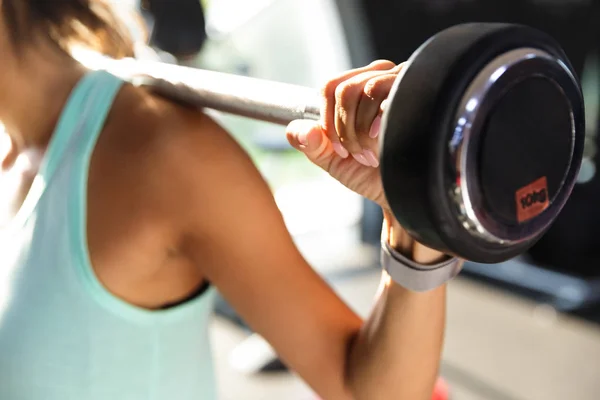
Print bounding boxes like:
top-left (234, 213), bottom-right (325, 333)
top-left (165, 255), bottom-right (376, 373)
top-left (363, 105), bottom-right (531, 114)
top-left (286, 60), bottom-right (449, 263)
top-left (286, 60), bottom-right (401, 211)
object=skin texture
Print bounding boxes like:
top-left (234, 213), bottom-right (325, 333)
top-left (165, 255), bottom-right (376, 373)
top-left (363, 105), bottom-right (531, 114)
top-left (0, 10), bottom-right (455, 400)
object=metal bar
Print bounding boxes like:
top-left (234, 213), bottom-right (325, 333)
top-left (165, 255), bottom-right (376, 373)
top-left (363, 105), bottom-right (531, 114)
top-left (105, 57), bottom-right (323, 126)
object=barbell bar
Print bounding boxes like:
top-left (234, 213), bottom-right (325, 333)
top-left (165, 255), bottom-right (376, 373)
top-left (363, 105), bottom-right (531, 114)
top-left (77, 23), bottom-right (585, 263)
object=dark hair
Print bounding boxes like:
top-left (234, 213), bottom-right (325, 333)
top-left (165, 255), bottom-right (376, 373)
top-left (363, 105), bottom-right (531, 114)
top-left (2, 0), bottom-right (135, 58)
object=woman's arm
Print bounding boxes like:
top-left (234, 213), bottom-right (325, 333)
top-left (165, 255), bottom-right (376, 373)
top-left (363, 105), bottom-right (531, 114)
top-left (155, 107), bottom-right (449, 399)
top-left (346, 212), bottom-right (448, 400)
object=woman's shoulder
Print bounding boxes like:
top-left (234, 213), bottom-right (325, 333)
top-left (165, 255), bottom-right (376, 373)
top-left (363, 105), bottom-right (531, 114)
top-left (110, 84), bottom-right (240, 159)
top-left (101, 83), bottom-right (269, 225)
top-left (101, 83), bottom-right (238, 175)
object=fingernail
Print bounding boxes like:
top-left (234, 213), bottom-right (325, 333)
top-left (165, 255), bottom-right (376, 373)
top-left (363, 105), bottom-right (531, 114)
top-left (298, 133), bottom-right (308, 146)
top-left (363, 149), bottom-right (379, 168)
top-left (380, 99), bottom-right (389, 112)
top-left (369, 116), bottom-right (382, 139)
top-left (352, 152), bottom-right (371, 167)
top-left (333, 142), bottom-right (349, 158)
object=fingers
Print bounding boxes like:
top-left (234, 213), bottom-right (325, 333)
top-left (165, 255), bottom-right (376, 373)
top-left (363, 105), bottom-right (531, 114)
top-left (334, 71), bottom-right (395, 159)
top-left (320, 60), bottom-right (403, 167)
top-left (320, 60), bottom-right (395, 157)
top-left (356, 74), bottom-right (396, 140)
top-left (285, 120), bottom-right (334, 171)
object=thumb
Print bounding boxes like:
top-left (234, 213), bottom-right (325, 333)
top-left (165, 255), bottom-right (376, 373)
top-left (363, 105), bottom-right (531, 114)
top-left (286, 120), bottom-right (336, 169)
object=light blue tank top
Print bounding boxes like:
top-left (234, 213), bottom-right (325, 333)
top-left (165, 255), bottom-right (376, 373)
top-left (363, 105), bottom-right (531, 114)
top-left (0, 70), bottom-right (217, 399)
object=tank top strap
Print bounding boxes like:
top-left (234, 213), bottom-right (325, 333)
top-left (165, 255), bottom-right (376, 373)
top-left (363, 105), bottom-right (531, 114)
top-left (59, 70), bottom-right (125, 171)
top-left (10, 69), bottom-right (125, 229)
top-left (43, 69), bottom-right (124, 183)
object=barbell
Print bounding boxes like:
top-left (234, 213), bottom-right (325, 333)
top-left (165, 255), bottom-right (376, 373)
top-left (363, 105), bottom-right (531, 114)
top-left (79, 23), bottom-right (585, 263)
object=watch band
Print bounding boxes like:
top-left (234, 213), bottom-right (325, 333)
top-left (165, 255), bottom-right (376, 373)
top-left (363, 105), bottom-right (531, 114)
top-left (381, 239), bottom-right (463, 292)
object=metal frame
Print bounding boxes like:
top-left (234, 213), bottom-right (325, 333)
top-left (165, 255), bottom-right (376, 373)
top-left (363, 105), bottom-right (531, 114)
top-left (462, 258), bottom-right (600, 312)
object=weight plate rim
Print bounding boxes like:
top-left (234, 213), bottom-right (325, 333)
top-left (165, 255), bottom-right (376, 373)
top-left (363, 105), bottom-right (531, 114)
top-left (447, 47), bottom-right (581, 245)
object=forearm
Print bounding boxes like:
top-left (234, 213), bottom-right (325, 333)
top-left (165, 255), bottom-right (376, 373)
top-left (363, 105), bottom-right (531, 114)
top-left (346, 211), bottom-right (449, 400)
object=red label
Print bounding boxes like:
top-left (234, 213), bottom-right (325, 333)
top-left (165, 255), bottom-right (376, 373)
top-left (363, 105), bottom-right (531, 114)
top-left (515, 177), bottom-right (549, 223)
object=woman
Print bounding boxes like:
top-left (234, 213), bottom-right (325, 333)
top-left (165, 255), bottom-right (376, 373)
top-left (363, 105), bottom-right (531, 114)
top-left (0, 1), bottom-right (456, 399)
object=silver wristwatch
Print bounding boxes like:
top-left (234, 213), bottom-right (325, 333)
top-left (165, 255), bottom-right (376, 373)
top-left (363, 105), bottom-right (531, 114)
top-left (381, 239), bottom-right (463, 292)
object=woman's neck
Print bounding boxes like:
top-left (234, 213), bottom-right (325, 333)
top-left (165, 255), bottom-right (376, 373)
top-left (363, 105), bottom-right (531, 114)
top-left (0, 40), bottom-right (87, 157)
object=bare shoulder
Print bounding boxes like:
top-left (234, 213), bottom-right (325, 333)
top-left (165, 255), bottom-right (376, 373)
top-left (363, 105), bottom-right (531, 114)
top-left (103, 82), bottom-right (254, 181)
top-left (101, 83), bottom-right (272, 241)
top-left (103, 84), bottom-right (233, 164)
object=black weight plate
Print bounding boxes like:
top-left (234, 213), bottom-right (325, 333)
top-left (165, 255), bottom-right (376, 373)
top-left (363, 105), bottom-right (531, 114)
top-left (380, 23), bottom-right (584, 263)
top-left (476, 77), bottom-right (572, 227)
top-left (431, 25), bottom-right (584, 262)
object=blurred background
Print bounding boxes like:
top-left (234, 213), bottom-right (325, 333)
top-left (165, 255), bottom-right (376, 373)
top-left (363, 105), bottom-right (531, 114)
top-left (122, 0), bottom-right (600, 399)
